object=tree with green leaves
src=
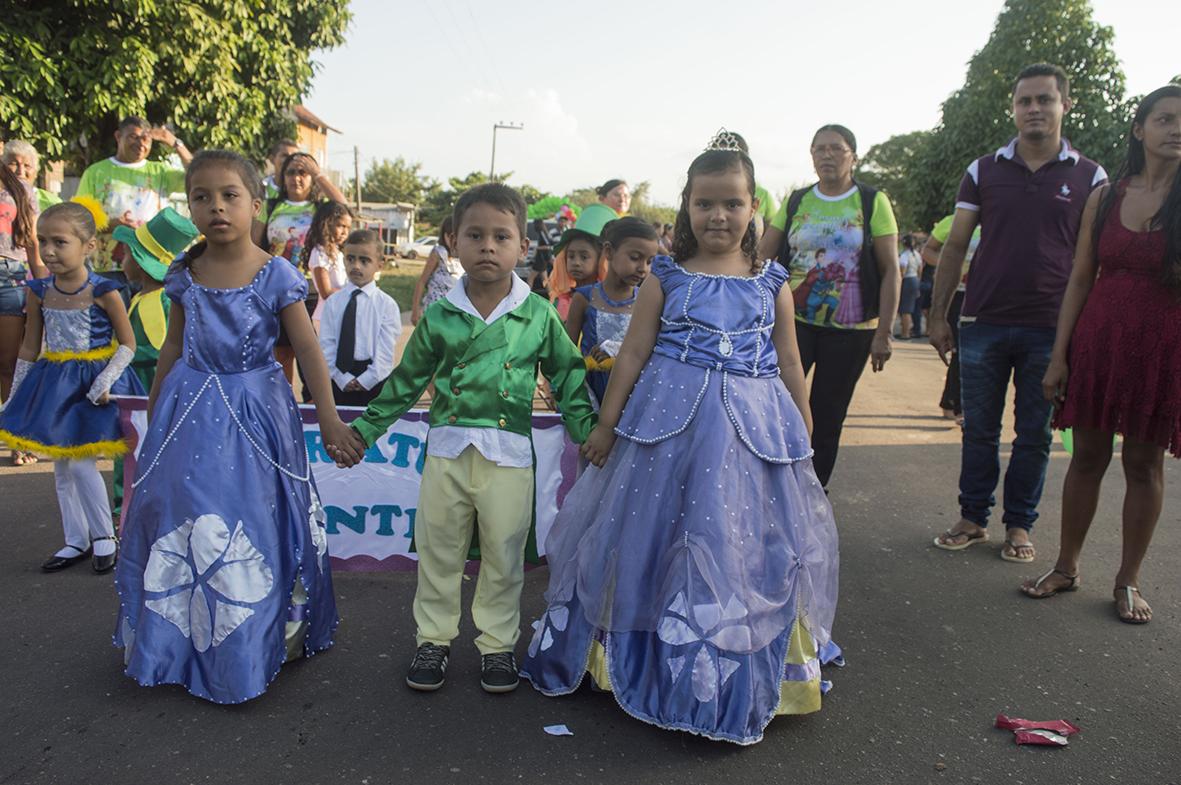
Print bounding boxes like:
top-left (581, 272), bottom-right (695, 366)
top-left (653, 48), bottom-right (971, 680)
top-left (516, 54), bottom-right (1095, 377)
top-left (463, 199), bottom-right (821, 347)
top-left (910, 0), bottom-right (1128, 230)
top-left (856, 130), bottom-right (933, 232)
top-left (0, 1), bottom-right (350, 169)
top-left (361, 157), bottom-right (431, 204)
top-left (625, 181), bottom-right (677, 225)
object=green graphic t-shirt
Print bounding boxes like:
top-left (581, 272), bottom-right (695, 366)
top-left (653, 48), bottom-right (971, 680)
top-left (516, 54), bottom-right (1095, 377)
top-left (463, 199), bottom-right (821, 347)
top-left (770, 185), bottom-right (897, 330)
top-left (261, 200), bottom-right (317, 266)
top-left (75, 157), bottom-right (186, 271)
top-left (930, 214), bottom-right (982, 293)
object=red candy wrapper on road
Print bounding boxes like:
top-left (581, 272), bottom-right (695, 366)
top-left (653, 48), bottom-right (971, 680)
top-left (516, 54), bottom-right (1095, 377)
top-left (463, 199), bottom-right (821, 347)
top-left (995, 714), bottom-right (1082, 737)
top-left (1013, 729), bottom-right (1070, 746)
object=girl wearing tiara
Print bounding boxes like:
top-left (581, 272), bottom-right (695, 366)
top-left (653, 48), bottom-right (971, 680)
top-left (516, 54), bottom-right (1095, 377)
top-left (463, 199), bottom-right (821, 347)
top-left (522, 133), bottom-right (840, 744)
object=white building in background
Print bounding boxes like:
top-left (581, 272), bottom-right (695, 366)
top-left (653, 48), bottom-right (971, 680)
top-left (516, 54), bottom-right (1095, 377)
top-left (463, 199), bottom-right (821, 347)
top-left (355, 201), bottom-right (417, 256)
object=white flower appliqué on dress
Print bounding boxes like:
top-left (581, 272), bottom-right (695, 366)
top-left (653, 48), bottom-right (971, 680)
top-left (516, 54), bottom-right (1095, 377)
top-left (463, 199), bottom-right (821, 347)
top-left (143, 514), bottom-right (275, 652)
top-left (308, 493), bottom-right (328, 572)
top-left (657, 591), bottom-right (750, 703)
top-left (527, 604), bottom-right (570, 657)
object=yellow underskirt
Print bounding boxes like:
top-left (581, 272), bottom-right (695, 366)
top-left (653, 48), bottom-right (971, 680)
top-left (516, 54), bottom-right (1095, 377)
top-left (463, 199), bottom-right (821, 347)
top-left (41, 342), bottom-right (117, 362)
top-left (0, 430), bottom-right (128, 459)
top-left (585, 619), bottom-right (822, 716)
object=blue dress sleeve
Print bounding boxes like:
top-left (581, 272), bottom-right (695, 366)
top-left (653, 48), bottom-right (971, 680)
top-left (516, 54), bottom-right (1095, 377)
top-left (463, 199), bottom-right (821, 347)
top-left (25, 277), bottom-right (50, 299)
top-left (91, 272), bottom-right (124, 298)
top-left (263, 257), bottom-right (308, 313)
top-left (650, 255), bottom-right (682, 285)
top-left (762, 260), bottom-right (790, 297)
top-left (164, 262), bottom-right (192, 305)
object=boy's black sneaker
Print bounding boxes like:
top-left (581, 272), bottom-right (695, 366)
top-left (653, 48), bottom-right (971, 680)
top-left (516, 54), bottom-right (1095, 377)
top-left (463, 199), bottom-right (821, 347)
top-left (405, 643), bottom-right (449, 691)
top-left (480, 652), bottom-right (520, 693)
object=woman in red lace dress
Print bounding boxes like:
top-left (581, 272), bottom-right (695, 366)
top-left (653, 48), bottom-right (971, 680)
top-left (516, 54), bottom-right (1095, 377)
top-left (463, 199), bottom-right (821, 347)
top-left (1021, 85), bottom-right (1181, 624)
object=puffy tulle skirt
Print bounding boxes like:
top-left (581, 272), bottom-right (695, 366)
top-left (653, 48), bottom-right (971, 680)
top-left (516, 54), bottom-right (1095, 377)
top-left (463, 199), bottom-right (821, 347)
top-left (522, 353), bottom-right (840, 744)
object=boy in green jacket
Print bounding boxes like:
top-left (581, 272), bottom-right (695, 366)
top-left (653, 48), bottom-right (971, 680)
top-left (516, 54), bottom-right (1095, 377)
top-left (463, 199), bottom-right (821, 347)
top-left (335, 183), bottom-right (595, 694)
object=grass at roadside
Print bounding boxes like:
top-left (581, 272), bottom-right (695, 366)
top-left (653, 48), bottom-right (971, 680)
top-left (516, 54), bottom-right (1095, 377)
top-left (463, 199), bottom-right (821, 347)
top-left (377, 259), bottom-right (423, 313)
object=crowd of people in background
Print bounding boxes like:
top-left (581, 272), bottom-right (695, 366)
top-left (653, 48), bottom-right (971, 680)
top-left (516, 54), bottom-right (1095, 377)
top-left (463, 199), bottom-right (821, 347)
top-left (0, 60), bottom-right (1177, 742)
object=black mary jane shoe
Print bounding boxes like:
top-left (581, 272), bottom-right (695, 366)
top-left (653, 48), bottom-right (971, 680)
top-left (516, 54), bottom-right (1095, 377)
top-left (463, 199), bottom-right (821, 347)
top-left (41, 545), bottom-right (92, 572)
top-left (92, 536), bottom-right (118, 574)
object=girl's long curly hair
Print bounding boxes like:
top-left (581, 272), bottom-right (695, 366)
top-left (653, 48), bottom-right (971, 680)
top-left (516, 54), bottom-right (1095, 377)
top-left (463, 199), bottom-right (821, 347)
top-left (300, 200), bottom-right (353, 271)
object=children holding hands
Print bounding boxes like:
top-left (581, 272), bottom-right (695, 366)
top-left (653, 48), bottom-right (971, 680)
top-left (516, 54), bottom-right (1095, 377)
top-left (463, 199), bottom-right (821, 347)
top-left (331, 183), bottom-right (595, 694)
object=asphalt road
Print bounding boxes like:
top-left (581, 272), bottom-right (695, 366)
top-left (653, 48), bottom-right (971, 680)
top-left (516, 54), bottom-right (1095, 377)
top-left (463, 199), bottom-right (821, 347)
top-left (2, 341), bottom-right (1178, 785)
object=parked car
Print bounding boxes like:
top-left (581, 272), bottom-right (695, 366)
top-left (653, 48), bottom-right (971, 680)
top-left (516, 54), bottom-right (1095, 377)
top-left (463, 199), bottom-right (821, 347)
top-left (398, 236), bottom-right (437, 259)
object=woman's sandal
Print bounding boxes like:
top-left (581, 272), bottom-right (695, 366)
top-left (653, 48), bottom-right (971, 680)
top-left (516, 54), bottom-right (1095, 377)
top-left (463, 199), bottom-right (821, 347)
top-left (1021, 568), bottom-right (1079, 598)
top-left (1114, 586), bottom-right (1151, 625)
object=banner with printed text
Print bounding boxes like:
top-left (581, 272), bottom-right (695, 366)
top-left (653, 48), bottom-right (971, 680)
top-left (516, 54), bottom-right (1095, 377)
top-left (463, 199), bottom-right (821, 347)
top-left (117, 397), bottom-right (579, 571)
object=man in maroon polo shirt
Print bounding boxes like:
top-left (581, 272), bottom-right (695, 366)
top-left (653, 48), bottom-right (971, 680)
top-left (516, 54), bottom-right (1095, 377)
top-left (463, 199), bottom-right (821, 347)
top-left (928, 64), bottom-right (1108, 563)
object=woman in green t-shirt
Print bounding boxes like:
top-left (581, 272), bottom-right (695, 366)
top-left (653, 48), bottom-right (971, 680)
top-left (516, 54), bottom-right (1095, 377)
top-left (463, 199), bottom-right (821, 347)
top-left (253, 151), bottom-right (347, 384)
top-left (757, 125), bottom-right (901, 490)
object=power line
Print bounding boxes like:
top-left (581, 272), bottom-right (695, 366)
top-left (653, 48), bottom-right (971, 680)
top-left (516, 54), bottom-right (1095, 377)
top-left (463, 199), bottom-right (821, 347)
top-left (462, 0), bottom-right (508, 97)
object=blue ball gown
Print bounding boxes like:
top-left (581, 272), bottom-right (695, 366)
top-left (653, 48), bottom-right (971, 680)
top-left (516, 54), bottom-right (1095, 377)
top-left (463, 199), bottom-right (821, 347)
top-left (0, 274), bottom-right (143, 457)
top-left (522, 256), bottom-right (840, 745)
top-left (114, 257), bottom-right (338, 704)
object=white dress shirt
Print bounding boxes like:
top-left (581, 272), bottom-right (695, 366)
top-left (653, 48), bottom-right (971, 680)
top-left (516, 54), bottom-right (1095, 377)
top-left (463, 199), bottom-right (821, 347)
top-left (318, 279), bottom-right (403, 391)
top-left (426, 273), bottom-right (535, 469)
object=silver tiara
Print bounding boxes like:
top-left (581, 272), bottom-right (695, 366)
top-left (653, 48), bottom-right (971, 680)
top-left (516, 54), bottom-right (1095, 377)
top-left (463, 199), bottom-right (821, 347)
top-left (706, 128), bottom-right (744, 153)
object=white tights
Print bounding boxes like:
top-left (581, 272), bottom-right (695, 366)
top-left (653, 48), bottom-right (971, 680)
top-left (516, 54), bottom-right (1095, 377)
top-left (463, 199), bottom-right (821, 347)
top-left (53, 459), bottom-right (115, 557)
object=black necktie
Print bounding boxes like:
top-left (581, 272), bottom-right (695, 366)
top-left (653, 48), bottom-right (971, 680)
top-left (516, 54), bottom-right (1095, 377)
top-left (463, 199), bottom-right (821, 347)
top-left (336, 289), bottom-right (362, 374)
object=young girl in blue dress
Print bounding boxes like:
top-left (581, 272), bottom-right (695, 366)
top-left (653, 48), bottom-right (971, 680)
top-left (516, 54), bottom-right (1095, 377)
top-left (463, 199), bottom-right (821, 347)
top-left (114, 150), bottom-right (360, 704)
top-left (0, 202), bottom-right (143, 573)
top-left (564, 217), bottom-right (659, 407)
top-left (522, 134), bottom-right (840, 745)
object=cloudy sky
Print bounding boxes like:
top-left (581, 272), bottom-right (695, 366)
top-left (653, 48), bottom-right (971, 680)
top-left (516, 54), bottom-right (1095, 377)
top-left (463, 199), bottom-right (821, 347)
top-left (305, 0), bottom-right (1180, 205)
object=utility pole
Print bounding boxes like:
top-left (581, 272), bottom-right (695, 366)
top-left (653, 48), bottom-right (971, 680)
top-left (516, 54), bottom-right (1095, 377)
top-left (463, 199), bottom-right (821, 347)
top-left (489, 122), bottom-right (524, 181)
top-left (353, 145), bottom-right (361, 213)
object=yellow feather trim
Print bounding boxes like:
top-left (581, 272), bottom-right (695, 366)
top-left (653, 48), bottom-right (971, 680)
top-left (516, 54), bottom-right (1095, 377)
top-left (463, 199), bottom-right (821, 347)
top-left (585, 355), bottom-right (615, 372)
top-left (41, 342), bottom-right (117, 362)
top-left (70, 195), bottom-right (109, 232)
top-left (0, 430), bottom-right (128, 459)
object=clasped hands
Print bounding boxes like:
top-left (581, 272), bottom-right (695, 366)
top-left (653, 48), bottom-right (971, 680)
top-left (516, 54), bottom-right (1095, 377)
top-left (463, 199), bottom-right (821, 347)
top-left (320, 418), bottom-right (368, 468)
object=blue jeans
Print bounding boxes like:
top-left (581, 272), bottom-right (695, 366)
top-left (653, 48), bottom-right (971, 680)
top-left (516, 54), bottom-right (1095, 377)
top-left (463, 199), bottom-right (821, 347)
top-left (957, 321), bottom-right (1055, 532)
top-left (0, 258), bottom-right (27, 316)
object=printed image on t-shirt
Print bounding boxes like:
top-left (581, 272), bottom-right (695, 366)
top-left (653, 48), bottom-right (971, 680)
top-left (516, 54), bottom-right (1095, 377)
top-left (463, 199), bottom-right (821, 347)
top-left (773, 187), bottom-right (897, 330)
top-left (264, 201), bottom-right (316, 265)
top-left (75, 158), bottom-right (185, 271)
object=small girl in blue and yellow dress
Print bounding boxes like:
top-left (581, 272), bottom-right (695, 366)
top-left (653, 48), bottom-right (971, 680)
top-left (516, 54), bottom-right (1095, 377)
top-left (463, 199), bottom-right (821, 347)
top-left (0, 201), bottom-right (144, 573)
top-left (563, 218), bottom-right (659, 407)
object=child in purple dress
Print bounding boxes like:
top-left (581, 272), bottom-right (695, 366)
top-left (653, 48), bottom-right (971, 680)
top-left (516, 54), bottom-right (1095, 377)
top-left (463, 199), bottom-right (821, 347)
top-left (522, 134), bottom-right (840, 744)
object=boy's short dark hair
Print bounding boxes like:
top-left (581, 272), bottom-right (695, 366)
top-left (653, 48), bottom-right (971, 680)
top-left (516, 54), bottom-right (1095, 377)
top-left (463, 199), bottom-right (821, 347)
top-left (1013, 63), bottom-right (1070, 99)
top-left (453, 183), bottom-right (526, 237)
top-left (344, 228), bottom-right (383, 258)
top-left (117, 116), bottom-right (151, 132)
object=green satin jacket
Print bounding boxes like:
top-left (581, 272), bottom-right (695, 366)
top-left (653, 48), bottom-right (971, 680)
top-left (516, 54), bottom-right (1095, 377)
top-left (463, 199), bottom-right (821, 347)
top-left (353, 292), bottom-right (596, 447)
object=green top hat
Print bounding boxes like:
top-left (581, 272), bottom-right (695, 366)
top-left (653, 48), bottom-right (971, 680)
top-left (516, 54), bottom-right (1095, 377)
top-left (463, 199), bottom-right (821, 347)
top-left (554, 202), bottom-right (617, 254)
top-left (112, 207), bottom-right (199, 282)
